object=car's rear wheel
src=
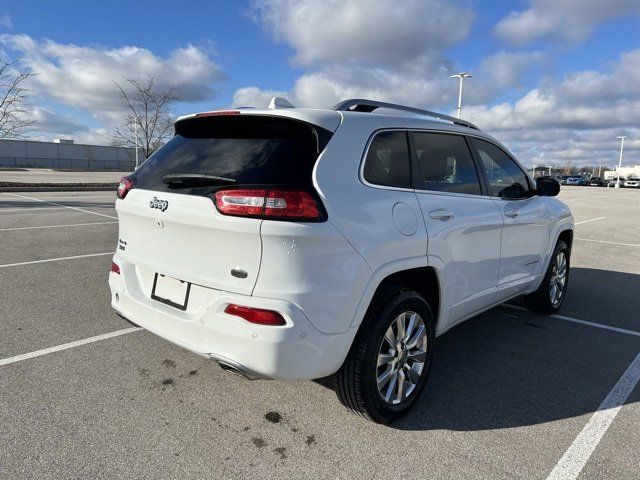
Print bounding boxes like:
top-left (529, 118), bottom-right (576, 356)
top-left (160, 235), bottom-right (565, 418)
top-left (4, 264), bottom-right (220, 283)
top-left (524, 239), bottom-right (570, 314)
top-left (334, 288), bottom-right (435, 423)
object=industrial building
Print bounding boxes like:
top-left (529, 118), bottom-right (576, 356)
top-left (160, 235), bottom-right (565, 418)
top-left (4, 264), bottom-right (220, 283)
top-left (0, 138), bottom-right (136, 171)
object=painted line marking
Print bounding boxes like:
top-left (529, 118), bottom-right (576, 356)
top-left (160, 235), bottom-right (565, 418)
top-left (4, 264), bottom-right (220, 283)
top-left (574, 238), bottom-right (640, 248)
top-left (503, 304), bottom-right (640, 337)
top-left (12, 194), bottom-right (116, 200)
top-left (0, 252), bottom-right (113, 269)
top-left (0, 222), bottom-right (118, 232)
top-left (0, 206), bottom-right (74, 213)
top-left (0, 327), bottom-right (142, 367)
top-left (1, 192), bottom-right (117, 219)
top-left (546, 352), bottom-right (640, 480)
top-left (574, 217), bottom-right (606, 225)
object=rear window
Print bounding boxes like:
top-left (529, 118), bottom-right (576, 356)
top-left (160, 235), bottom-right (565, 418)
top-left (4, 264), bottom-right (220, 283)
top-left (132, 115), bottom-right (332, 194)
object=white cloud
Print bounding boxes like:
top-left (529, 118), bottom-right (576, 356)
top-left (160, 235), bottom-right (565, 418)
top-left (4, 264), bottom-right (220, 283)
top-left (463, 50), bottom-right (640, 166)
top-left (0, 34), bottom-right (225, 127)
top-left (494, 0), bottom-right (640, 46)
top-left (232, 86), bottom-right (287, 108)
top-left (251, 0), bottom-right (474, 67)
top-left (0, 14), bottom-right (11, 29)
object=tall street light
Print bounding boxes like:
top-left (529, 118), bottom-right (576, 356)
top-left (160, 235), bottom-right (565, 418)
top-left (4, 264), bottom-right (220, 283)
top-left (616, 135), bottom-right (626, 188)
top-left (450, 72), bottom-right (472, 119)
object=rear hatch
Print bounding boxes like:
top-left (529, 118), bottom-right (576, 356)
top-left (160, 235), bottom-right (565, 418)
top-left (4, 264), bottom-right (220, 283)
top-left (115, 113), bottom-right (334, 297)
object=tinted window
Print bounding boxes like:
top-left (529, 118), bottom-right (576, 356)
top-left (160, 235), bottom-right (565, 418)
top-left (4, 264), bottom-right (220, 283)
top-left (363, 131), bottom-right (411, 188)
top-left (133, 115), bottom-right (328, 194)
top-left (471, 138), bottom-right (531, 199)
top-left (413, 132), bottom-right (481, 195)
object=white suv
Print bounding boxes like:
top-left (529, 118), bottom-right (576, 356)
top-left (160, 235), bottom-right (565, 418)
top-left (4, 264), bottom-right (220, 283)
top-left (109, 98), bottom-right (573, 423)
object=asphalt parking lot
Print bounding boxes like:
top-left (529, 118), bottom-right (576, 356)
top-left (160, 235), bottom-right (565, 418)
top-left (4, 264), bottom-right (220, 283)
top-left (1, 187), bottom-right (639, 479)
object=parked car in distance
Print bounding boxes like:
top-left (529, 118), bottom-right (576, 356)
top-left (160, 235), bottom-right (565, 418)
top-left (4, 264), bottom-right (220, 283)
top-left (624, 177), bottom-right (640, 188)
top-left (607, 177), bottom-right (626, 187)
top-left (559, 175), bottom-right (569, 185)
top-left (109, 98), bottom-right (574, 423)
top-left (566, 176), bottom-right (587, 185)
top-left (589, 177), bottom-right (606, 186)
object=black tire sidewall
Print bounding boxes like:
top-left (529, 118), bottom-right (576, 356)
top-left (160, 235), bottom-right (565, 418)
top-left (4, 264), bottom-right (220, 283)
top-left (361, 292), bottom-right (435, 423)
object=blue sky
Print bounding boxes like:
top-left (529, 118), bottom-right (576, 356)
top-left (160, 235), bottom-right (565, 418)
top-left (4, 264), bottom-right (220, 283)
top-left (0, 0), bottom-right (639, 166)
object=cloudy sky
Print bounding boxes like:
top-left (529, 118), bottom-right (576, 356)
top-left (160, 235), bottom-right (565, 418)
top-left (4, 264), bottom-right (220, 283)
top-left (1, 0), bottom-right (639, 167)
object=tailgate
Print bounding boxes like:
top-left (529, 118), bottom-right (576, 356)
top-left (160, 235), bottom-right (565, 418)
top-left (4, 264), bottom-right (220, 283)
top-left (116, 188), bottom-right (261, 296)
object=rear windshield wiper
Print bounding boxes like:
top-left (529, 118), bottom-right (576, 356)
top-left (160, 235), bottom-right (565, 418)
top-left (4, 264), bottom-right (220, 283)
top-left (162, 174), bottom-right (237, 187)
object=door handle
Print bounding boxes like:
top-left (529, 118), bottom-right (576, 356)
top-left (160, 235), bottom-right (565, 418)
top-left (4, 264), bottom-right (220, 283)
top-left (429, 209), bottom-right (455, 220)
top-left (504, 209), bottom-right (518, 218)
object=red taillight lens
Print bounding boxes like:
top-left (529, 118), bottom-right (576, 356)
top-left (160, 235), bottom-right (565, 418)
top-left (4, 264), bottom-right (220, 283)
top-left (110, 261), bottom-right (120, 274)
top-left (117, 176), bottom-right (135, 199)
top-left (224, 304), bottom-right (286, 326)
top-left (213, 189), bottom-right (322, 221)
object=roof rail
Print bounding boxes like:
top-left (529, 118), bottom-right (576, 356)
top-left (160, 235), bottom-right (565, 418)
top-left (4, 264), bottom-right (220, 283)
top-left (332, 98), bottom-right (479, 130)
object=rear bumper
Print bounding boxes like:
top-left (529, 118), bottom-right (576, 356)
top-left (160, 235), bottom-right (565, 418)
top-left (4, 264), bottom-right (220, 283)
top-left (108, 255), bottom-right (355, 380)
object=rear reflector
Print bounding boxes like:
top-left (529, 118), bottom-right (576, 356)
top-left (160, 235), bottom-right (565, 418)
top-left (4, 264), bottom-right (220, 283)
top-left (117, 176), bottom-right (135, 199)
top-left (110, 261), bottom-right (120, 274)
top-left (224, 304), bottom-right (286, 326)
top-left (213, 189), bottom-right (322, 221)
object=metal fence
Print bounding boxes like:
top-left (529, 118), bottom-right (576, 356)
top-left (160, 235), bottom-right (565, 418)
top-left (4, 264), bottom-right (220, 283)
top-left (0, 139), bottom-right (136, 170)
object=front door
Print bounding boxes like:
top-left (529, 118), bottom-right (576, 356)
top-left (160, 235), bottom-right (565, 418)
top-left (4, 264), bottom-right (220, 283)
top-left (469, 137), bottom-right (552, 301)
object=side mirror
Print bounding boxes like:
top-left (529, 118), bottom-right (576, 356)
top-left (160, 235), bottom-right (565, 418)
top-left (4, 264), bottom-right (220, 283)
top-left (536, 176), bottom-right (560, 197)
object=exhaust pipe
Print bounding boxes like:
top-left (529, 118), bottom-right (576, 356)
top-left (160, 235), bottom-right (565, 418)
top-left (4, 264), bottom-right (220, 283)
top-left (209, 354), bottom-right (266, 380)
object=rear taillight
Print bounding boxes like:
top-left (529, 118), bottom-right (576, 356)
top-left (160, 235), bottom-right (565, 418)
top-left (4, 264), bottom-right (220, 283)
top-left (110, 261), bottom-right (120, 274)
top-left (224, 304), bottom-right (286, 326)
top-left (117, 176), bottom-right (135, 199)
top-left (213, 189), bottom-right (322, 221)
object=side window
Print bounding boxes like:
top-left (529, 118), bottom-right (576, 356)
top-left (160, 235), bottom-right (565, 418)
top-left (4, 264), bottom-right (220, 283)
top-left (412, 132), bottom-right (482, 195)
top-left (363, 131), bottom-right (411, 189)
top-left (471, 138), bottom-right (531, 199)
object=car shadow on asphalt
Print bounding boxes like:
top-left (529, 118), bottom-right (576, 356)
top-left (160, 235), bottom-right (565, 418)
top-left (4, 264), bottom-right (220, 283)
top-left (317, 267), bottom-right (640, 431)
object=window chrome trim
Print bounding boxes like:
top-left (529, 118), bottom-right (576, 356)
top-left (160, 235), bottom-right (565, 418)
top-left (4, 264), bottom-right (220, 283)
top-left (358, 126), bottom-right (531, 199)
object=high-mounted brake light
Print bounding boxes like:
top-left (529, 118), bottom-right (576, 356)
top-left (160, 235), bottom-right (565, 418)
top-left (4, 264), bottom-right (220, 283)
top-left (213, 189), bottom-right (322, 221)
top-left (224, 304), bottom-right (286, 326)
top-left (195, 110), bottom-right (241, 117)
top-left (110, 261), bottom-right (120, 275)
top-left (117, 176), bottom-right (135, 199)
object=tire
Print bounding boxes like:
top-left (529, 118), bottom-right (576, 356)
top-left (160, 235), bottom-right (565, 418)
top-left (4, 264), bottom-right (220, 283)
top-left (524, 240), bottom-right (570, 314)
top-left (334, 288), bottom-right (436, 424)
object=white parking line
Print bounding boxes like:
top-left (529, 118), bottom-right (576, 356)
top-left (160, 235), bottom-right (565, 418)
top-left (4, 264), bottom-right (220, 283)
top-left (0, 206), bottom-right (74, 213)
top-left (546, 353), bottom-right (640, 480)
top-left (0, 222), bottom-right (118, 232)
top-left (0, 327), bottom-right (142, 367)
top-left (575, 238), bottom-right (640, 248)
top-left (503, 304), bottom-right (640, 337)
top-left (0, 252), bottom-right (113, 269)
top-left (1, 192), bottom-right (117, 220)
top-left (15, 194), bottom-right (116, 200)
top-left (574, 217), bottom-right (606, 225)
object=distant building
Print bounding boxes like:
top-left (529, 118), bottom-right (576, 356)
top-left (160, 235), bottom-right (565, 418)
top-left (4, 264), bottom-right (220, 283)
top-left (603, 165), bottom-right (640, 180)
top-left (0, 138), bottom-right (136, 170)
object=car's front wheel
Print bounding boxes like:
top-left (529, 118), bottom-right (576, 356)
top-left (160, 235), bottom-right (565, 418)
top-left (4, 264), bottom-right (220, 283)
top-left (334, 288), bottom-right (435, 423)
top-left (524, 239), bottom-right (570, 314)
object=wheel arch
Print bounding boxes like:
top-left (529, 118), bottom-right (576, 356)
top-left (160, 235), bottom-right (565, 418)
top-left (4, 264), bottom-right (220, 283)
top-left (351, 264), bottom-right (442, 332)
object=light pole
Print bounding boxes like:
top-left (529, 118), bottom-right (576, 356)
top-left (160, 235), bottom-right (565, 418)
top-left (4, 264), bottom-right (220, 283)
top-left (616, 136), bottom-right (626, 188)
top-left (134, 121), bottom-right (140, 169)
top-left (450, 72), bottom-right (472, 119)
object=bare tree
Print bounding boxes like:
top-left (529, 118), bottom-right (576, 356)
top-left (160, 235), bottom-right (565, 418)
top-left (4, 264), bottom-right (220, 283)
top-left (112, 77), bottom-right (176, 163)
top-left (0, 60), bottom-right (34, 138)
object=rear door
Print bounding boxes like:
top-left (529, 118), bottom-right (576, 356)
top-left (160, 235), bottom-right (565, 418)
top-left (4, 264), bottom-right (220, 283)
top-left (116, 114), bottom-right (331, 296)
top-left (411, 131), bottom-right (503, 328)
top-left (469, 137), bottom-right (552, 301)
